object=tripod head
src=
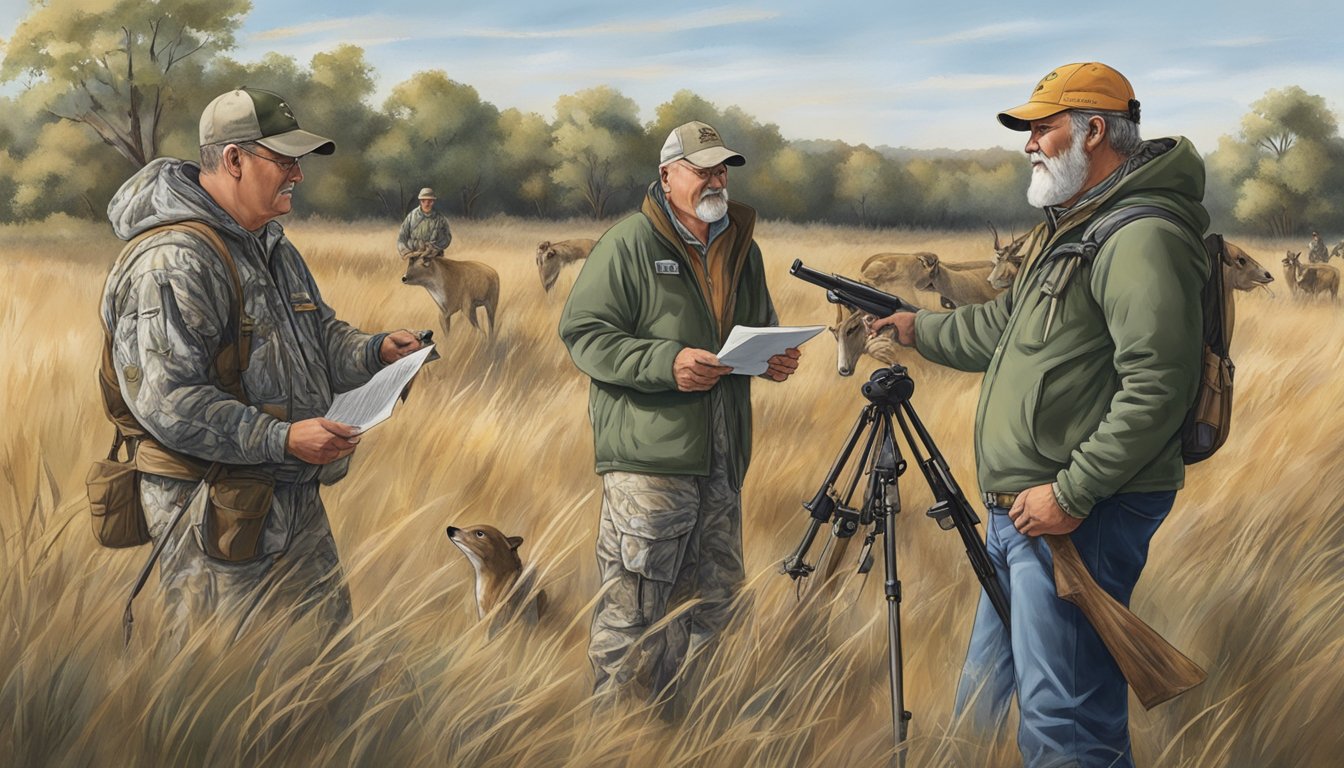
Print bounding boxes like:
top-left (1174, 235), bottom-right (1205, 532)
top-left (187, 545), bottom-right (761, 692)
top-left (862, 365), bottom-right (915, 407)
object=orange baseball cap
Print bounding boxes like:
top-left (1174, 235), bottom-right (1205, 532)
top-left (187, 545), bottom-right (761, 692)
top-left (998, 62), bottom-right (1139, 131)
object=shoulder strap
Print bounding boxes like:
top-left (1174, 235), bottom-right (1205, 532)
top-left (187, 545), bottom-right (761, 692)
top-left (1058, 204), bottom-right (1190, 262)
top-left (1007, 206), bottom-right (1194, 316)
top-left (100, 221), bottom-right (252, 461)
top-left (105, 221), bottom-right (250, 396)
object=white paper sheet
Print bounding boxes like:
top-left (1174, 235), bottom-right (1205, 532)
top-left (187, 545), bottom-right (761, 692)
top-left (715, 325), bottom-right (826, 376)
top-left (325, 344), bottom-right (435, 431)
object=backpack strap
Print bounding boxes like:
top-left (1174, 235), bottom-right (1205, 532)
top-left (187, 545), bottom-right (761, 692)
top-left (101, 221), bottom-right (253, 461)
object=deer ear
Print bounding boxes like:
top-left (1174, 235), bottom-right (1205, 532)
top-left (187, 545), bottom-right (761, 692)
top-left (507, 536), bottom-right (523, 550)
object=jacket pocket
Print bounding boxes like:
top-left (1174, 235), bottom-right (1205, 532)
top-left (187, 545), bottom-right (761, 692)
top-left (1028, 347), bottom-right (1114, 464)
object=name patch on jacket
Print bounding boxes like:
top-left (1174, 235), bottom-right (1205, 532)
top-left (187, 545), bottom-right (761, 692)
top-left (290, 291), bottom-right (318, 312)
top-left (654, 260), bottom-right (680, 275)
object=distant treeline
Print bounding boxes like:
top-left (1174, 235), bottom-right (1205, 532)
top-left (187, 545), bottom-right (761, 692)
top-left (1, 4), bottom-right (1342, 234)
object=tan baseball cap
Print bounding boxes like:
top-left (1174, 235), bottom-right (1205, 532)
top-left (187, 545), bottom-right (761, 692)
top-left (418, 187), bottom-right (436, 200)
top-left (199, 87), bottom-right (335, 156)
top-left (998, 62), bottom-right (1139, 131)
top-left (659, 121), bottom-right (745, 168)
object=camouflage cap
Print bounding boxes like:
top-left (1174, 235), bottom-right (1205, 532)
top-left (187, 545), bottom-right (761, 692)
top-left (659, 121), bottom-right (745, 168)
top-left (199, 87), bottom-right (335, 156)
top-left (998, 63), bottom-right (1139, 131)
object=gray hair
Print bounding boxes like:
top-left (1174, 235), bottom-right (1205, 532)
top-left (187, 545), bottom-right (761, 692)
top-left (199, 140), bottom-right (260, 172)
top-left (1069, 110), bottom-right (1141, 157)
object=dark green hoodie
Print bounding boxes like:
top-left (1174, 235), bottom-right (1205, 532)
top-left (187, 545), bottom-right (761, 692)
top-left (915, 138), bottom-right (1211, 517)
top-left (558, 184), bottom-right (776, 488)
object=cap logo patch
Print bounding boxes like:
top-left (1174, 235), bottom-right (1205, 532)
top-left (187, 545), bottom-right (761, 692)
top-left (697, 127), bottom-right (720, 144)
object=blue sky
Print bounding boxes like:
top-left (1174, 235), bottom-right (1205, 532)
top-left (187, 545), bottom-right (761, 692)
top-left (3, 1), bottom-right (1341, 152)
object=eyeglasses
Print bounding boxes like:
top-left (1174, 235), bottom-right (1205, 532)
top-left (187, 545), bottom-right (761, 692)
top-left (237, 144), bottom-right (301, 173)
top-left (678, 161), bottom-right (728, 181)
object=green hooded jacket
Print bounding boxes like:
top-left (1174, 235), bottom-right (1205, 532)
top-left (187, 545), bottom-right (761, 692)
top-left (558, 184), bottom-right (776, 488)
top-left (914, 137), bottom-right (1211, 517)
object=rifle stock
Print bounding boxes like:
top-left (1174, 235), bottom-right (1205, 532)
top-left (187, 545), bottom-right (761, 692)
top-left (1045, 534), bottom-right (1205, 709)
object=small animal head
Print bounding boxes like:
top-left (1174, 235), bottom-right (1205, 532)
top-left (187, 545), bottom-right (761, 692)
top-left (830, 304), bottom-right (871, 377)
top-left (987, 222), bottom-right (1028, 289)
top-left (536, 242), bottom-right (561, 291)
top-left (1221, 241), bottom-right (1273, 291)
top-left (447, 524), bottom-right (523, 572)
top-left (401, 253), bottom-right (439, 286)
top-left (913, 253), bottom-right (939, 291)
top-left (1283, 250), bottom-right (1302, 267)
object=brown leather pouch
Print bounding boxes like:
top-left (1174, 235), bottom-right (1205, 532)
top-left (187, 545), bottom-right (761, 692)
top-left (201, 468), bottom-right (276, 562)
top-left (86, 434), bottom-right (150, 548)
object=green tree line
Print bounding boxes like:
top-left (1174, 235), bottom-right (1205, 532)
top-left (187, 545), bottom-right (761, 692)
top-left (2, 3), bottom-right (1341, 235)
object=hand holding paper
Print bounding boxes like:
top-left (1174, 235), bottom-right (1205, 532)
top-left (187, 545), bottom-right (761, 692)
top-left (716, 325), bottom-right (824, 376)
top-left (325, 344), bottom-right (436, 432)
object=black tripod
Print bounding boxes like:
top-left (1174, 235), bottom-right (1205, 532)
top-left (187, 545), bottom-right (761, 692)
top-left (781, 364), bottom-right (1011, 760)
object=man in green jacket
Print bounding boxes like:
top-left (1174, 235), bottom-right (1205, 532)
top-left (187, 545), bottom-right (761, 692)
top-left (872, 63), bottom-right (1208, 767)
top-left (559, 121), bottom-right (800, 710)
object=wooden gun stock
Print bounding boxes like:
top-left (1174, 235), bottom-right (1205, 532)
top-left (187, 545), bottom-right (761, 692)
top-left (1045, 534), bottom-right (1206, 709)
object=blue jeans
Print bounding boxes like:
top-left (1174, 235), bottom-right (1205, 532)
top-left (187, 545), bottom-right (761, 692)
top-left (953, 491), bottom-right (1175, 768)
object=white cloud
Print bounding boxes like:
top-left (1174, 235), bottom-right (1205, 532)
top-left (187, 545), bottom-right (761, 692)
top-left (915, 21), bottom-right (1048, 46)
top-left (904, 74), bottom-right (1032, 92)
top-left (1204, 36), bottom-right (1278, 48)
top-left (253, 8), bottom-right (778, 44)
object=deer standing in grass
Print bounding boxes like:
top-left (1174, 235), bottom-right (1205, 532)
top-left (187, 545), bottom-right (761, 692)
top-left (1282, 250), bottom-right (1339, 300)
top-left (401, 252), bottom-right (500, 338)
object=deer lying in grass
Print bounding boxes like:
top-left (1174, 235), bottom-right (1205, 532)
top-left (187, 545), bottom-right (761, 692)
top-left (401, 252), bottom-right (500, 338)
top-left (860, 252), bottom-right (986, 296)
top-left (914, 253), bottom-right (1001, 307)
top-left (536, 238), bottom-right (596, 292)
top-left (1282, 250), bottom-right (1339, 300)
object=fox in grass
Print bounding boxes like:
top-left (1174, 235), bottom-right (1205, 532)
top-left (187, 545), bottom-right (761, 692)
top-left (447, 525), bottom-right (547, 632)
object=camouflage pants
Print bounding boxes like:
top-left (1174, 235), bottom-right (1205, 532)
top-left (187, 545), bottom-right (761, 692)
top-left (589, 393), bottom-right (745, 703)
top-left (140, 475), bottom-right (353, 654)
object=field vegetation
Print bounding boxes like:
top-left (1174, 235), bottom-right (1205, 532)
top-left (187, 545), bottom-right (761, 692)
top-left (1, 216), bottom-right (1341, 766)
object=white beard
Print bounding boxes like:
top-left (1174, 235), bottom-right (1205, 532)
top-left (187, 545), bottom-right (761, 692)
top-left (695, 188), bottom-right (729, 223)
top-left (1027, 136), bottom-right (1090, 208)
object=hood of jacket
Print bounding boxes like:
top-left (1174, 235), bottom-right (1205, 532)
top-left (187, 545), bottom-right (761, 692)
top-left (1050, 137), bottom-right (1210, 243)
top-left (107, 157), bottom-right (281, 245)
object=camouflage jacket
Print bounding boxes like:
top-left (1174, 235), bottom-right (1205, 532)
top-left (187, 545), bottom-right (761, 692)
top-left (102, 158), bottom-right (387, 483)
top-left (397, 208), bottom-right (453, 255)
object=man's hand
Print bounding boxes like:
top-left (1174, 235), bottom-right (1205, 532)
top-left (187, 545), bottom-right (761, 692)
top-left (762, 347), bottom-right (801, 382)
top-left (867, 311), bottom-right (918, 347)
top-left (286, 418), bottom-right (361, 465)
top-left (380, 329), bottom-right (423, 363)
top-left (1008, 483), bottom-right (1082, 537)
top-left (674, 348), bottom-right (733, 392)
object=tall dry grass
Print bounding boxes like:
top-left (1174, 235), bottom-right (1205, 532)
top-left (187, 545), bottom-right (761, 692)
top-left (1, 213), bottom-right (1341, 766)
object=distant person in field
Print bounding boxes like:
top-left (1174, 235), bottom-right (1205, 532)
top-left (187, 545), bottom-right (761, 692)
top-left (1307, 230), bottom-right (1329, 263)
top-left (397, 187), bottom-right (453, 259)
top-left (872, 62), bottom-right (1210, 767)
top-left (559, 120), bottom-right (801, 713)
top-left (101, 87), bottom-right (425, 647)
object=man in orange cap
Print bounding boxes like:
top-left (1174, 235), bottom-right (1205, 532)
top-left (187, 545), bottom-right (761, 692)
top-left (872, 63), bottom-right (1209, 766)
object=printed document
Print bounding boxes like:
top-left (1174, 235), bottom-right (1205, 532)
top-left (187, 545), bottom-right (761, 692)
top-left (716, 325), bottom-right (826, 376)
top-left (325, 345), bottom-right (435, 431)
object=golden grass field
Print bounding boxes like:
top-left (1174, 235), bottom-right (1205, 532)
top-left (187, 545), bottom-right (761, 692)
top-left (1, 213), bottom-right (1341, 767)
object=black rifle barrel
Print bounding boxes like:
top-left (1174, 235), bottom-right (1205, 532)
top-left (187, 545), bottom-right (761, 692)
top-left (789, 259), bottom-right (922, 317)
